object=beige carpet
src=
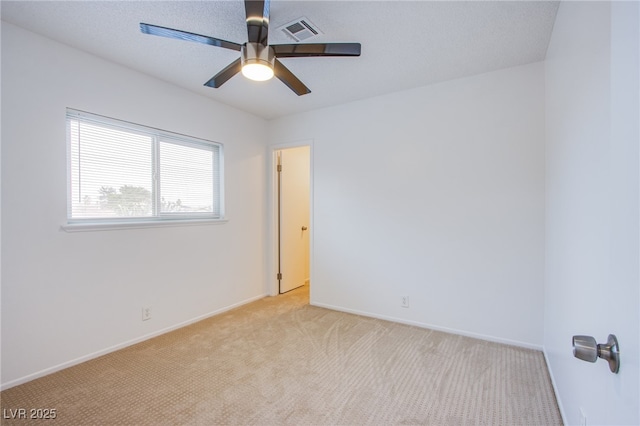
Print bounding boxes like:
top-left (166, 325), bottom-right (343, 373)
top-left (1, 285), bottom-right (562, 425)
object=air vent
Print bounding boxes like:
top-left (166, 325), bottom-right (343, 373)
top-left (278, 17), bottom-right (322, 42)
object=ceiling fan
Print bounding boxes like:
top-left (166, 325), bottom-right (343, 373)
top-left (140, 0), bottom-right (361, 96)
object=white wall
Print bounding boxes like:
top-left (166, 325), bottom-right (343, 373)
top-left (270, 62), bottom-right (546, 348)
top-left (1, 22), bottom-right (269, 388)
top-left (544, 2), bottom-right (639, 425)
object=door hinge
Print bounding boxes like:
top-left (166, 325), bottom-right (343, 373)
top-left (277, 273), bottom-right (282, 280)
top-left (277, 164), bottom-right (282, 172)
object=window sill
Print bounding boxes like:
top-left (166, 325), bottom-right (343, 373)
top-left (61, 218), bottom-right (228, 232)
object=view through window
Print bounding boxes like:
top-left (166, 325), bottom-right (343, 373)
top-left (67, 109), bottom-right (223, 222)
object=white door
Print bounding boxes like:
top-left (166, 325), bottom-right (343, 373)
top-left (278, 146), bottom-right (310, 293)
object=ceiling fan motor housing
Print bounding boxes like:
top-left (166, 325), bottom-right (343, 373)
top-left (241, 42), bottom-right (275, 71)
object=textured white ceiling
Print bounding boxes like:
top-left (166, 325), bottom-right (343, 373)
top-left (1, 1), bottom-right (559, 119)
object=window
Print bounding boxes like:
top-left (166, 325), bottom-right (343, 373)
top-left (66, 109), bottom-right (224, 225)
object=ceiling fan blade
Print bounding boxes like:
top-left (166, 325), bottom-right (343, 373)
top-left (244, 0), bottom-right (270, 46)
top-left (274, 59), bottom-right (311, 96)
top-left (272, 43), bottom-right (362, 58)
top-left (140, 23), bottom-right (242, 51)
top-left (204, 58), bottom-right (242, 88)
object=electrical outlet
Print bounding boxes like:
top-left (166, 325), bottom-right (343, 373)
top-left (579, 407), bottom-right (587, 426)
top-left (142, 306), bottom-right (152, 321)
top-left (401, 295), bottom-right (409, 308)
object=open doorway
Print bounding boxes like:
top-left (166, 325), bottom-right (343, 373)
top-left (274, 145), bottom-right (311, 294)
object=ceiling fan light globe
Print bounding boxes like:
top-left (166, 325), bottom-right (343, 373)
top-left (242, 62), bottom-right (274, 81)
top-left (241, 42), bottom-right (275, 82)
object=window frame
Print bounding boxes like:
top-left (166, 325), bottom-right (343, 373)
top-left (63, 109), bottom-right (226, 231)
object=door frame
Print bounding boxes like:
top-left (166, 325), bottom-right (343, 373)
top-left (267, 140), bottom-right (314, 297)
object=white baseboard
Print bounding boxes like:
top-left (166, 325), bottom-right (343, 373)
top-left (543, 348), bottom-right (567, 425)
top-left (311, 301), bottom-right (543, 351)
top-left (0, 293), bottom-right (267, 391)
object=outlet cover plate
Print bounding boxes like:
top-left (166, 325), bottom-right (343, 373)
top-left (142, 306), bottom-right (152, 321)
top-left (401, 296), bottom-right (409, 308)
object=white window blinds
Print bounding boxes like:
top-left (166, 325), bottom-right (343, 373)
top-left (66, 109), bottom-right (223, 222)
